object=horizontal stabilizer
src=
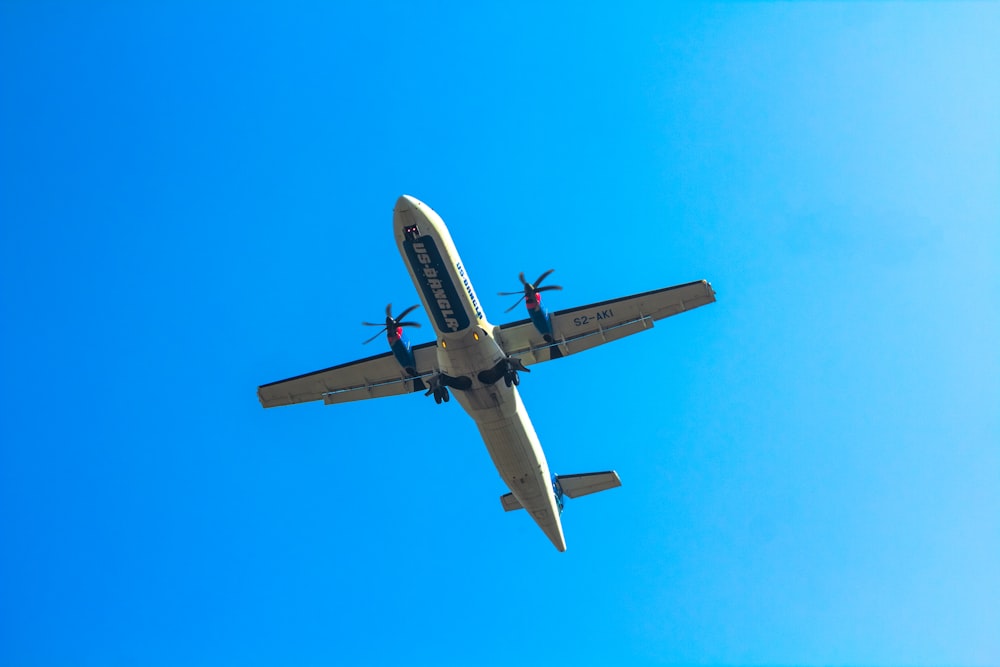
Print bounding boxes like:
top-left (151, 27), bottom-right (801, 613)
top-left (499, 471), bottom-right (621, 512)
top-left (500, 492), bottom-right (523, 512)
top-left (556, 471), bottom-right (621, 498)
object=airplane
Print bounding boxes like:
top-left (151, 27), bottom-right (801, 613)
top-left (258, 195), bottom-right (716, 551)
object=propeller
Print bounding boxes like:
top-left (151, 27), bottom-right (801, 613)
top-left (497, 269), bottom-right (563, 313)
top-left (362, 303), bottom-right (421, 344)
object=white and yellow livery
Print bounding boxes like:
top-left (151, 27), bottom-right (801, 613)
top-left (258, 196), bottom-right (715, 551)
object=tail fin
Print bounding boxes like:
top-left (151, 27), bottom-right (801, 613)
top-left (499, 470), bottom-right (621, 512)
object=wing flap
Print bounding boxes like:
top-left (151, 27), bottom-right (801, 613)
top-left (321, 374), bottom-right (432, 405)
top-left (556, 315), bottom-right (653, 356)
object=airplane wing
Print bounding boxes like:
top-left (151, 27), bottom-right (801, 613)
top-left (495, 280), bottom-right (715, 365)
top-left (258, 342), bottom-right (439, 407)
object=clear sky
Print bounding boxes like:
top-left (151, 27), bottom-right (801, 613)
top-left (1, 3), bottom-right (997, 666)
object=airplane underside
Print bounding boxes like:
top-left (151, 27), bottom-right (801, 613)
top-left (420, 299), bottom-right (566, 550)
top-left (257, 195), bottom-right (715, 551)
top-left (452, 380), bottom-right (565, 551)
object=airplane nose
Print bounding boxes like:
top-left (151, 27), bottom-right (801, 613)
top-left (395, 194), bottom-right (422, 213)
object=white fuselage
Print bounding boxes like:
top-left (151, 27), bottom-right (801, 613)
top-left (393, 195), bottom-right (566, 551)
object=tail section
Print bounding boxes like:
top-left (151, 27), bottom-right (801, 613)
top-left (500, 470), bottom-right (621, 512)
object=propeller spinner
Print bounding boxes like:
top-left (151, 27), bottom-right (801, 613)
top-left (498, 269), bottom-right (563, 313)
top-left (362, 303), bottom-right (421, 344)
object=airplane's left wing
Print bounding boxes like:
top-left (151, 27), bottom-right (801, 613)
top-left (258, 342), bottom-right (438, 407)
top-left (496, 280), bottom-right (715, 365)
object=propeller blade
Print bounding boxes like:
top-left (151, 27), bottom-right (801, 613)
top-left (395, 304), bottom-right (420, 322)
top-left (395, 321), bottom-right (421, 328)
top-left (385, 303), bottom-right (393, 318)
top-left (362, 321), bottom-right (386, 327)
top-left (533, 269), bottom-right (555, 288)
top-left (363, 327), bottom-right (388, 344)
top-left (504, 297), bottom-right (524, 313)
top-left (501, 270), bottom-right (561, 308)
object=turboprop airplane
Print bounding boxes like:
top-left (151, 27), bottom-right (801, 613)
top-left (258, 195), bottom-right (716, 551)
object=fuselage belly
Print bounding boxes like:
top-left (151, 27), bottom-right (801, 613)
top-left (393, 195), bottom-right (566, 551)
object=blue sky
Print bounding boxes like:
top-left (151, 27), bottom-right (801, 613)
top-left (1, 3), bottom-right (997, 666)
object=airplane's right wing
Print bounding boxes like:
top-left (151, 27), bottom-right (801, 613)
top-left (496, 280), bottom-right (715, 365)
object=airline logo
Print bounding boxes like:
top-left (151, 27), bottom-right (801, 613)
top-left (404, 236), bottom-right (470, 333)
